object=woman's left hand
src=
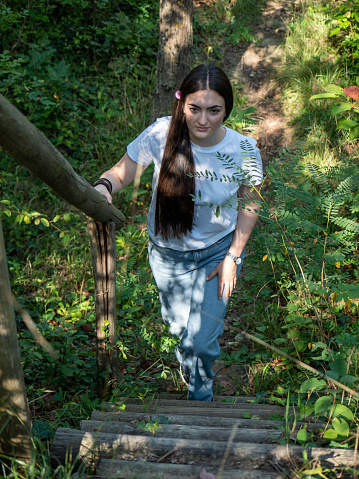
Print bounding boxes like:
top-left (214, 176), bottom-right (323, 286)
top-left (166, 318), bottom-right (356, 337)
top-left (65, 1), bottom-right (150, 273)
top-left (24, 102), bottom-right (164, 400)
top-left (207, 256), bottom-right (237, 300)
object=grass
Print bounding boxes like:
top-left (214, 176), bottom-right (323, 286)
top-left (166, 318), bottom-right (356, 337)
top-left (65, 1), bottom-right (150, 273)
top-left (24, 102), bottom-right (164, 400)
top-left (276, 0), bottom-right (347, 165)
top-left (1, 0), bottom-right (359, 476)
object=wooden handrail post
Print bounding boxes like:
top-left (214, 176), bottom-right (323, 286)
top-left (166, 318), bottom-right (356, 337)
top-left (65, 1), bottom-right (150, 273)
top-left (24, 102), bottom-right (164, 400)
top-left (87, 220), bottom-right (122, 397)
top-left (0, 218), bottom-right (33, 460)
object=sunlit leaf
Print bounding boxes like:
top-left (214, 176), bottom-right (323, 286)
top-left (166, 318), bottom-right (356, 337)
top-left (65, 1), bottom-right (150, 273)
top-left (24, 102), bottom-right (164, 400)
top-left (297, 428), bottom-right (307, 445)
top-left (323, 428), bottom-right (338, 439)
top-left (299, 378), bottom-right (326, 392)
top-left (332, 417), bottom-right (349, 437)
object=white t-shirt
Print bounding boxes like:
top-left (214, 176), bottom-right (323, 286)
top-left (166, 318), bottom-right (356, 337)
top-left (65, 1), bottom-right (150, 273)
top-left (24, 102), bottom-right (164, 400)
top-left (127, 117), bottom-right (263, 251)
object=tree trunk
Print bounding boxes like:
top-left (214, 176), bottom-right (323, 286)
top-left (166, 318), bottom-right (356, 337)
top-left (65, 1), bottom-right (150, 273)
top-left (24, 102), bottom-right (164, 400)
top-left (87, 221), bottom-right (122, 397)
top-left (0, 93), bottom-right (125, 230)
top-left (0, 218), bottom-right (33, 460)
top-left (151, 0), bottom-right (193, 122)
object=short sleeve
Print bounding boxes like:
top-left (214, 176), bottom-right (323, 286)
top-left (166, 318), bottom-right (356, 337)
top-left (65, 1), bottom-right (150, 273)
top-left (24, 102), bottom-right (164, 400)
top-left (127, 117), bottom-right (171, 166)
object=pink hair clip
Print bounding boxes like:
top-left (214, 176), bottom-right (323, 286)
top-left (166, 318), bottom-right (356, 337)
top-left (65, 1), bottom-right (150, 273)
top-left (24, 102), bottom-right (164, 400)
top-left (175, 90), bottom-right (181, 100)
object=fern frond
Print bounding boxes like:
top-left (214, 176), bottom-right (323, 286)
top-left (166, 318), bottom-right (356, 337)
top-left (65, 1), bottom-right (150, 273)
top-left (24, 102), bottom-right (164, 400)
top-left (306, 164), bottom-right (331, 194)
top-left (331, 216), bottom-right (359, 233)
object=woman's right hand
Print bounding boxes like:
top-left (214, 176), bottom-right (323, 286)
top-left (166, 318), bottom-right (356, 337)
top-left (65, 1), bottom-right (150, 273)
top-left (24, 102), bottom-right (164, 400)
top-left (94, 184), bottom-right (113, 205)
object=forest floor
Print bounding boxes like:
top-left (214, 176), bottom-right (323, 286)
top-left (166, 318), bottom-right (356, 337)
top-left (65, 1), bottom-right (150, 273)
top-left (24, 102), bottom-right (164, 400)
top-left (210, 0), bottom-right (295, 396)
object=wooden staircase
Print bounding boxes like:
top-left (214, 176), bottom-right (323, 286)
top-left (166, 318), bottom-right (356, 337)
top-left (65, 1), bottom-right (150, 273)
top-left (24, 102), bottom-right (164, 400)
top-left (51, 395), bottom-right (356, 478)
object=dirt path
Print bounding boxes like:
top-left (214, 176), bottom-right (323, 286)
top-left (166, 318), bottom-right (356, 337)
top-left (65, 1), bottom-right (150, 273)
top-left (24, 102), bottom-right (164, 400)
top-left (225, 0), bottom-right (293, 167)
top-left (213, 0), bottom-right (294, 396)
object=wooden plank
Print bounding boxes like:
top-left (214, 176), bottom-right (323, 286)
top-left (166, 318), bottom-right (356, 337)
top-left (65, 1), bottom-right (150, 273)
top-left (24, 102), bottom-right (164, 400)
top-left (97, 458), bottom-right (283, 479)
top-left (91, 411), bottom-right (320, 430)
top-left (50, 428), bottom-right (356, 469)
top-left (81, 420), bottom-right (285, 443)
top-left (117, 395), bottom-right (257, 403)
top-left (114, 397), bottom-right (263, 408)
top-left (105, 404), bottom-right (287, 420)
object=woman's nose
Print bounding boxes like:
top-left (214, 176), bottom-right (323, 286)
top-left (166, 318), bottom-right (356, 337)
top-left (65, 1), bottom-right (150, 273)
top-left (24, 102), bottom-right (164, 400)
top-left (198, 112), bottom-right (208, 125)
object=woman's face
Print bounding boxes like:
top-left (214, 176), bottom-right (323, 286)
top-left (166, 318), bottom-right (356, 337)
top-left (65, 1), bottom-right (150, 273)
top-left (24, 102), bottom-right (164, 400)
top-left (183, 89), bottom-right (226, 147)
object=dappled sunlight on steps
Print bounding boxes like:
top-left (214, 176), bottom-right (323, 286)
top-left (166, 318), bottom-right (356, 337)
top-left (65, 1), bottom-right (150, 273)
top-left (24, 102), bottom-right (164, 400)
top-left (50, 395), bottom-right (356, 478)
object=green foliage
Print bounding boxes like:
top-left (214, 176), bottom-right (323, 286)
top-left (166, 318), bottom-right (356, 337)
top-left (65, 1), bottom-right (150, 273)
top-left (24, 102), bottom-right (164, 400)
top-left (193, 0), bottom-right (257, 63)
top-left (326, 0), bottom-right (359, 77)
top-left (311, 84), bottom-right (359, 139)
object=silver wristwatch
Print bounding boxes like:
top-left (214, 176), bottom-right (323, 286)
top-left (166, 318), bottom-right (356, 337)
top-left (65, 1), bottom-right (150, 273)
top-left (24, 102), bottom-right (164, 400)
top-left (226, 252), bottom-right (242, 265)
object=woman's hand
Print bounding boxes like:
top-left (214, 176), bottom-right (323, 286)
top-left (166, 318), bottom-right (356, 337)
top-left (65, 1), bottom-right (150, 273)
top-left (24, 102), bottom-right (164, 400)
top-left (94, 184), bottom-right (113, 205)
top-left (207, 255), bottom-right (237, 300)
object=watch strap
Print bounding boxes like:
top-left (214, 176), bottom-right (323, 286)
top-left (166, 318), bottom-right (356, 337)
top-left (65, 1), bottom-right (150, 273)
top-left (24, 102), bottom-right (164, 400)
top-left (226, 252), bottom-right (242, 265)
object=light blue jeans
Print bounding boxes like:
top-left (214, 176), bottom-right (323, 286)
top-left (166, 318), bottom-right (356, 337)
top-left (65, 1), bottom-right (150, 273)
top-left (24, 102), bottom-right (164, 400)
top-left (148, 232), bottom-right (245, 401)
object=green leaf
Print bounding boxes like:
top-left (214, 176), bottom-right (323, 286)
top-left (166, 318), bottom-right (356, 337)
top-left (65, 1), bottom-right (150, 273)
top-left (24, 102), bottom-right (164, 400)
top-left (297, 404), bottom-right (314, 420)
top-left (325, 84), bottom-right (345, 96)
top-left (323, 428), bottom-right (338, 439)
top-left (331, 404), bottom-right (353, 421)
top-left (332, 417), bottom-right (349, 437)
top-left (40, 218), bottom-right (50, 227)
top-left (339, 375), bottom-right (358, 386)
top-left (301, 467), bottom-right (323, 475)
top-left (62, 234), bottom-right (71, 246)
top-left (310, 93), bottom-right (340, 100)
top-left (331, 102), bottom-right (353, 115)
top-left (329, 359), bottom-right (348, 376)
top-left (349, 125), bottom-right (359, 139)
top-left (32, 420), bottom-right (52, 439)
top-left (326, 370), bottom-right (339, 381)
top-left (61, 365), bottom-right (74, 376)
top-left (297, 428), bottom-right (307, 445)
top-left (294, 340), bottom-right (307, 352)
top-left (299, 378), bottom-right (326, 393)
top-left (314, 396), bottom-right (333, 415)
top-left (337, 119), bottom-right (358, 129)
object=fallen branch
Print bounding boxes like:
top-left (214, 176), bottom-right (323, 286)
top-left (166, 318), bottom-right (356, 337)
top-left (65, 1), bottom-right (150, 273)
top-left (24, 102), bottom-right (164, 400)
top-left (13, 298), bottom-right (59, 360)
top-left (239, 329), bottom-right (359, 400)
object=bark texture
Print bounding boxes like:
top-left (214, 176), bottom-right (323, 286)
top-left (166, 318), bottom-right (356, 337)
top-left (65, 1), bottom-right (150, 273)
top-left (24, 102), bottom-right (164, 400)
top-left (0, 94), bottom-right (125, 230)
top-left (0, 219), bottom-right (33, 460)
top-left (87, 221), bottom-right (121, 397)
top-left (151, 0), bottom-right (193, 122)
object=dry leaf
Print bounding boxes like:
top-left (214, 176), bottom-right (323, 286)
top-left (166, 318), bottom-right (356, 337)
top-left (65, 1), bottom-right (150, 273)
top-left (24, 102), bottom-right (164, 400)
top-left (344, 86), bottom-right (359, 101)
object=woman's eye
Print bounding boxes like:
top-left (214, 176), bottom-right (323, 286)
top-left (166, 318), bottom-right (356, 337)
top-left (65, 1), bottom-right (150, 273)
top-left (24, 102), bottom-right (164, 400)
top-left (211, 109), bottom-right (220, 114)
top-left (190, 108), bottom-right (198, 112)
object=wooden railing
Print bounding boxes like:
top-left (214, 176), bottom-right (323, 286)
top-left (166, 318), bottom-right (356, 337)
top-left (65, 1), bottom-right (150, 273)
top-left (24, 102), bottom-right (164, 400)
top-left (0, 94), bottom-right (124, 459)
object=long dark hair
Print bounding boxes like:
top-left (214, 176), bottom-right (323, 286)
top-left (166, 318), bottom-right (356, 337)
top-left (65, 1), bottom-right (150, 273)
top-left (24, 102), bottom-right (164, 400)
top-left (155, 64), bottom-right (233, 240)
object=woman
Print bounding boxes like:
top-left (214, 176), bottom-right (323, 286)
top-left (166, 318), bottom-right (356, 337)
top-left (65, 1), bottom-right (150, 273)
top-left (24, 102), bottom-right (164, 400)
top-left (94, 64), bottom-right (263, 401)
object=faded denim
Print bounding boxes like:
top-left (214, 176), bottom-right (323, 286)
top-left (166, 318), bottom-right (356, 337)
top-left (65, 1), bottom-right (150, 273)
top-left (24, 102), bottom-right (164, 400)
top-left (148, 232), bottom-right (244, 401)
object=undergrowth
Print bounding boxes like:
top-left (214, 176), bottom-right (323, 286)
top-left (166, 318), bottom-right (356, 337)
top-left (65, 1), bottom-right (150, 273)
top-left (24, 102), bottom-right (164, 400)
top-left (0, 0), bottom-right (359, 476)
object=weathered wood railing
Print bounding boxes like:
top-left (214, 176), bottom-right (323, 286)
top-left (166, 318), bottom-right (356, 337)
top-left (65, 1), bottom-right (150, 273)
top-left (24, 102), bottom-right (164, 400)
top-left (0, 93), bottom-right (125, 458)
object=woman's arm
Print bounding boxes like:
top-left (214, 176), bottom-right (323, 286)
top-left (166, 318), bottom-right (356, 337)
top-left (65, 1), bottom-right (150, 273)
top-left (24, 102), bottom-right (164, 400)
top-left (94, 152), bottom-right (148, 204)
top-left (207, 184), bottom-right (261, 300)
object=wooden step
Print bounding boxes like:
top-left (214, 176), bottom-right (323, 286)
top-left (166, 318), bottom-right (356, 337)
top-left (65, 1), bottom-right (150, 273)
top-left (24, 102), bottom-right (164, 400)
top-left (51, 428), bottom-right (356, 469)
top-left (96, 458), bottom-right (283, 479)
top-left (105, 403), bottom-right (287, 420)
top-left (82, 419), bottom-right (285, 443)
top-left (91, 410), bottom-right (321, 431)
top-left (50, 396), bottom-right (355, 478)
